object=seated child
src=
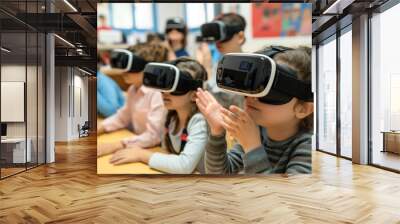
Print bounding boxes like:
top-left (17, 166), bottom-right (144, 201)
top-left (97, 43), bottom-right (169, 156)
top-left (109, 57), bottom-right (209, 174)
top-left (97, 71), bottom-right (125, 117)
top-left (196, 46), bottom-right (314, 174)
top-left (196, 13), bottom-right (247, 108)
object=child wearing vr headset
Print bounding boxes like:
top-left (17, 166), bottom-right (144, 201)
top-left (196, 13), bottom-right (247, 109)
top-left (97, 43), bottom-right (169, 157)
top-left (109, 57), bottom-right (208, 174)
top-left (165, 17), bottom-right (190, 58)
top-left (196, 46), bottom-right (314, 174)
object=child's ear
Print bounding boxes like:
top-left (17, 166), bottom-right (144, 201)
top-left (190, 91), bottom-right (197, 102)
top-left (237, 31), bottom-right (245, 45)
top-left (294, 101), bottom-right (314, 119)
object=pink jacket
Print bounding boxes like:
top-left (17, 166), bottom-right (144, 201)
top-left (102, 85), bottom-right (165, 148)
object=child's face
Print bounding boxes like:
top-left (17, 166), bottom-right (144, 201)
top-left (244, 96), bottom-right (312, 129)
top-left (161, 91), bottom-right (194, 111)
top-left (167, 30), bottom-right (184, 47)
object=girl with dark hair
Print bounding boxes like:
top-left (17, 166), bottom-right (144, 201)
top-left (110, 57), bottom-right (208, 174)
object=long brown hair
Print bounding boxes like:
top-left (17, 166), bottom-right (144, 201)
top-left (163, 57), bottom-right (207, 154)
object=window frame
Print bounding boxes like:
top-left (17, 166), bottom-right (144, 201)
top-left (315, 23), bottom-right (353, 161)
top-left (184, 3), bottom-right (215, 32)
top-left (108, 3), bottom-right (158, 33)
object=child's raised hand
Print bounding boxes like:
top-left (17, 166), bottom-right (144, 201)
top-left (195, 88), bottom-right (224, 136)
top-left (220, 105), bottom-right (262, 152)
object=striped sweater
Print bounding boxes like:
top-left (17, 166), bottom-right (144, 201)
top-left (205, 127), bottom-right (312, 174)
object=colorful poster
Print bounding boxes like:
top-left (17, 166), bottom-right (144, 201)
top-left (252, 3), bottom-right (312, 38)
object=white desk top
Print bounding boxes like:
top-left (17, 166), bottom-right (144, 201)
top-left (1, 138), bottom-right (30, 143)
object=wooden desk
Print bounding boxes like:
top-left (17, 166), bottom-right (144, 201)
top-left (382, 131), bottom-right (400, 154)
top-left (97, 124), bottom-right (168, 174)
top-left (96, 118), bottom-right (233, 175)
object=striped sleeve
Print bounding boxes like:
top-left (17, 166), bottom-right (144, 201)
top-left (285, 141), bottom-right (312, 174)
top-left (242, 146), bottom-right (273, 173)
top-left (205, 134), bottom-right (244, 174)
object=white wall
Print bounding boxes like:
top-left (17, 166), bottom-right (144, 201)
top-left (1, 66), bottom-right (34, 138)
top-left (54, 67), bottom-right (89, 141)
top-left (157, 3), bottom-right (184, 33)
top-left (1, 66), bottom-right (26, 140)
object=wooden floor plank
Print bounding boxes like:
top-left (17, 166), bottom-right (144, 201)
top-left (0, 135), bottom-right (399, 223)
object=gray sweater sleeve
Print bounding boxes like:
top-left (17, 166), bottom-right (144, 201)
top-left (148, 113), bottom-right (208, 174)
top-left (205, 134), bottom-right (274, 174)
top-left (285, 140), bottom-right (312, 174)
top-left (205, 134), bottom-right (245, 174)
top-left (205, 131), bottom-right (312, 174)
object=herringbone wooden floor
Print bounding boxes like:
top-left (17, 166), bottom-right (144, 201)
top-left (1, 135), bottom-right (400, 223)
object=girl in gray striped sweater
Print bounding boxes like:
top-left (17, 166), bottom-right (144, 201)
top-left (195, 46), bottom-right (314, 174)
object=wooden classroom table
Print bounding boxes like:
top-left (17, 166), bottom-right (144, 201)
top-left (97, 119), bottom-right (168, 174)
top-left (97, 118), bottom-right (234, 175)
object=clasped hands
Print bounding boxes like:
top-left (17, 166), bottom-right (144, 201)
top-left (195, 89), bottom-right (261, 152)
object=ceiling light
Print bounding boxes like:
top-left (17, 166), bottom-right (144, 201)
top-left (63, 0), bottom-right (78, 12)
top-left (323, 0), bottom-right (354, 15)
top-left (1, 47), bottom-right (11, 53)
top-left (54, 34), bottom-right (75, 48)
top-left (78, 68), bottom-right (93, 76)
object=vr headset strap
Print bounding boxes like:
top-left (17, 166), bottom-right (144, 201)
top-left (129, 54), bottom-right (148, 72)
top-left (224, 24), bottom-right (243, 39)
top-left (175, 71), bottom-right (203, 92)
top-left (273, 65), bottom-right (313, 101)
top-left (264, 46), bottom-right (313, 101)
top-left (264, 46), bottom-right (293, 58)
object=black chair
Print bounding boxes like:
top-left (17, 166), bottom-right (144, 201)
top-left (79, 121), bottom-right (90, 138)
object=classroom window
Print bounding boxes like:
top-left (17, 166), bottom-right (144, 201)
top-left (339, 28), bottom-right (352, 158)
top-left (370, 3), bottom-right (400, 171)
top-left (185, 3), bottom-right (206, 29)
top-left (111, 3), bottom-right (134, 29)
top-left (0, 0), bottom-right (46, 179)
top-left (97, 3), bottom-right (110, 26)
top-left (206, 3), bottom-right (215, 22)
top-left (134, 3), bottom-right (154, 30)
top-left (317, 36), bottom-right (337, 155)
